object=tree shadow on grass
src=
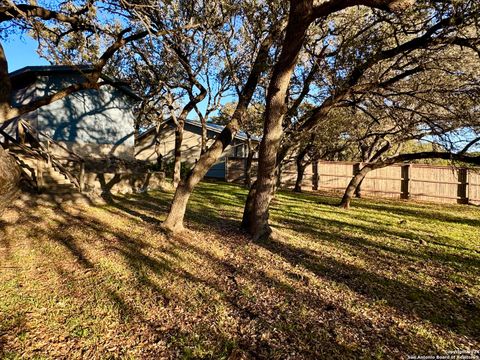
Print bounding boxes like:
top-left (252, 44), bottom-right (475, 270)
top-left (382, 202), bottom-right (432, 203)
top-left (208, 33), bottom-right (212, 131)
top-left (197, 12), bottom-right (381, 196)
top-left (354, 201), bottom-right (480, 228)
top-left (106, 188), bottom-right (480, 352)
top-left (257, 232), bottom-right (480, 340)
top-left (279, 190), bottom-right (480, 228)
top-left (3, 186), bottom-right (480, 358)
top-left (273, 208), bottom-right (480, 270)
top-left (0, 194), bottom-right (394, 358)
top-left (107, 189), bottom-right (245, 235)
top-left (108, 187), bottom-right (480, 339)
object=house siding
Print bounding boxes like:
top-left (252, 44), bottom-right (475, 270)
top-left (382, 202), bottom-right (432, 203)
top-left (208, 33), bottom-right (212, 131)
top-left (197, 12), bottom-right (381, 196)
top-left (136, 122), bottom-right (241, 165)
top-left (135, 121), bottom-right (255, 179)
top-left (34, 74), bottom-right (136, 159)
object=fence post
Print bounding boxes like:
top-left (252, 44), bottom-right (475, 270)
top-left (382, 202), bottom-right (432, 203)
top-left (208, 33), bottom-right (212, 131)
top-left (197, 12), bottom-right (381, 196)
top-left (458, 168), bottom-right (469, 204)
top-left (312, 161), bottom-right (319, 190)
top-left (401, 164), bottom-right (411, 200)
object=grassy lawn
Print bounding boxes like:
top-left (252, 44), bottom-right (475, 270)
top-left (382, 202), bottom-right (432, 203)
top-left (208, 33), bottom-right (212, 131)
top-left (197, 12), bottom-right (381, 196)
top-left (1, 181), bottom-right (479, 359)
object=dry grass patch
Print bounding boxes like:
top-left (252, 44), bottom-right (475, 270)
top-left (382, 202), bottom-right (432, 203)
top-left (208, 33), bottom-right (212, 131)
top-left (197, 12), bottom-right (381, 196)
top-left (0, 181), bottom-right (479, 359)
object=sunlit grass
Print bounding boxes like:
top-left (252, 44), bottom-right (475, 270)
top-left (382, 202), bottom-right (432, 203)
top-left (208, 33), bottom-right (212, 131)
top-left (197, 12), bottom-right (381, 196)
top-left (1, 181), bottom-right (479, 358)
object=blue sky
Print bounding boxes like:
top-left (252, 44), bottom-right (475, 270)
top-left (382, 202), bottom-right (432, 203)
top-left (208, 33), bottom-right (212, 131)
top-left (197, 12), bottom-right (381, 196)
top-left (4, 35), bottom-right (49, 72)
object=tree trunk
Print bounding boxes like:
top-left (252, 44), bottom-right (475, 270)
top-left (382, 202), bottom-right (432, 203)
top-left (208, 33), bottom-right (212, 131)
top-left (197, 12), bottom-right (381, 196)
top-left (294, 163), bottom-right (306, 192)
top-left (246, 1), bottom-right (311, 239)
top-left (245, 138), bottom-right (255, 188)
top-left (0, 146), bottom-right (20, 213)
top-left (200, 114), bottom-right (207, 155)
top-left (172, 122), bottom-right (184, 187)
top-left (154, 123), bottom-right (163, 170)
top-left (0, 42), bottom-right (12, 122)
top-left (294, 143), bottom-right (312, 192)
top-left (161, 178), bottom-right (194, 233)
top-left (339, 166), bottom-right (372, 209)
top-left (0, 43), bottom-right (18, 210)
top-left (162, 25), bottom-right (280, 233)
top-left (241, 180), bottom-right (257, 230)
top-left (162, 121), bottom-right (241, 232)
top-left (355, 177), bottom-right (364, 198)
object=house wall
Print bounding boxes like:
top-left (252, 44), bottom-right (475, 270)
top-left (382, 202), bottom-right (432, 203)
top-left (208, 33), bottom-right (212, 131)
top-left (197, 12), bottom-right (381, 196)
top-left (135, 122), bottom-right (247, 167)
top-left (11, 79), bottom-right (36, 107)
top-left (34, 74), bottom-right (136, 159)
top-left (1, 80), bottom-right (37, 140)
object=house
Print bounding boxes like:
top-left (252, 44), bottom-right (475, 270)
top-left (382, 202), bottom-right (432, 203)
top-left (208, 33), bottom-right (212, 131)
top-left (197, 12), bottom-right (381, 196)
top-left (135, 118), bottom-right (260, 178)
top-left (6, 65), bottom-right (141, 159)
top-left (0, 65), bottom-right (152, 196)
top-left (1, 65), bottom-right (258, 191)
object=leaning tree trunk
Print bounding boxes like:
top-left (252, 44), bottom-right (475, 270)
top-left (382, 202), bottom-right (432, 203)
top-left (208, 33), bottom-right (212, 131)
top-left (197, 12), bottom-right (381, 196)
top-left (172, 122), bottom-right (184, 187)
top-left (200, 115), bottom-right (207, 155)
top-left (355, 177), bottom-right (365, 198)
top-left (246, 2), bottom-right (311, 239)
top-left (162, 24), bottom-right (280, 234)
top-left (339, 166), bottom-right (372, 209)
top-left (162, 121), bottom-right (242, 233)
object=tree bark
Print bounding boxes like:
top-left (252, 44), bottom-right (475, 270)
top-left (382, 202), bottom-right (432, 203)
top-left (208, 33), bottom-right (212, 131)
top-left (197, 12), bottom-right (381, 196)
top-left (340, 165), bottom-right (372, 208)
top-left (200, 114), bottom-right (207, 155)
top-left (355, 177), bottom-right (365, 198)
top-left (294, 142), bottom-right (312, 192)
top-left (154, 123), bottom-right (163, 170)
top-left (241, 180), bottom-right (257, 230)
top-left (0, 42), bottom-right (19, 208)
top-left (294, 163), bottom-right (306, 192)
top-left (172, 121), bottom-right (184, 187)
top-left (245, 1), bottom-right (312, 239)
top-left (0, 42), bottom-right (11, 122)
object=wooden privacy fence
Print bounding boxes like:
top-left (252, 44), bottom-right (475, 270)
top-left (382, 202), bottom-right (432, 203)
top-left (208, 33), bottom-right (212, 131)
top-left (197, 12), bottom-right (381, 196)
top-left (225, 157), bottom-right (480, 205)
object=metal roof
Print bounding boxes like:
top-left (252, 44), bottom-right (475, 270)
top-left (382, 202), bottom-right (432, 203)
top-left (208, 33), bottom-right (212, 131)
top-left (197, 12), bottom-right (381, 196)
top-left (138, 118), bottom-right (261, 143)
top-left (9, 65), bottom-right (143, 101)
top-left (9, 65), bottom-right (95, 78)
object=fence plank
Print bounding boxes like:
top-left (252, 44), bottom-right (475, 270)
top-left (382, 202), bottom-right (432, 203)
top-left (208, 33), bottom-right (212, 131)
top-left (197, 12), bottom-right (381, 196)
top-left (226, 157), bottom-right (480, 205)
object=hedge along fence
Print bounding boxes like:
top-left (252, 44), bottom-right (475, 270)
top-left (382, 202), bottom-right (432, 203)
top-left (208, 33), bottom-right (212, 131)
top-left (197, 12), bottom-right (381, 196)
top-left (225, 157), bottom-right (480, 205)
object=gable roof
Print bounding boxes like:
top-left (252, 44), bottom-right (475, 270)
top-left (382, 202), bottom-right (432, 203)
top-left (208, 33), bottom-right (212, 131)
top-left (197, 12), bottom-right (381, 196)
top-left (9, 65), bottom-right (143, 101)
top-left (138, 118), bottom-right (261, 143)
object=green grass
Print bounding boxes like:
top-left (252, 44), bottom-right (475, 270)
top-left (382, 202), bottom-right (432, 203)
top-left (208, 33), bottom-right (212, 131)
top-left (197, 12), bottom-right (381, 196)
top-left (1, 181), bottom-right (479, 359)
